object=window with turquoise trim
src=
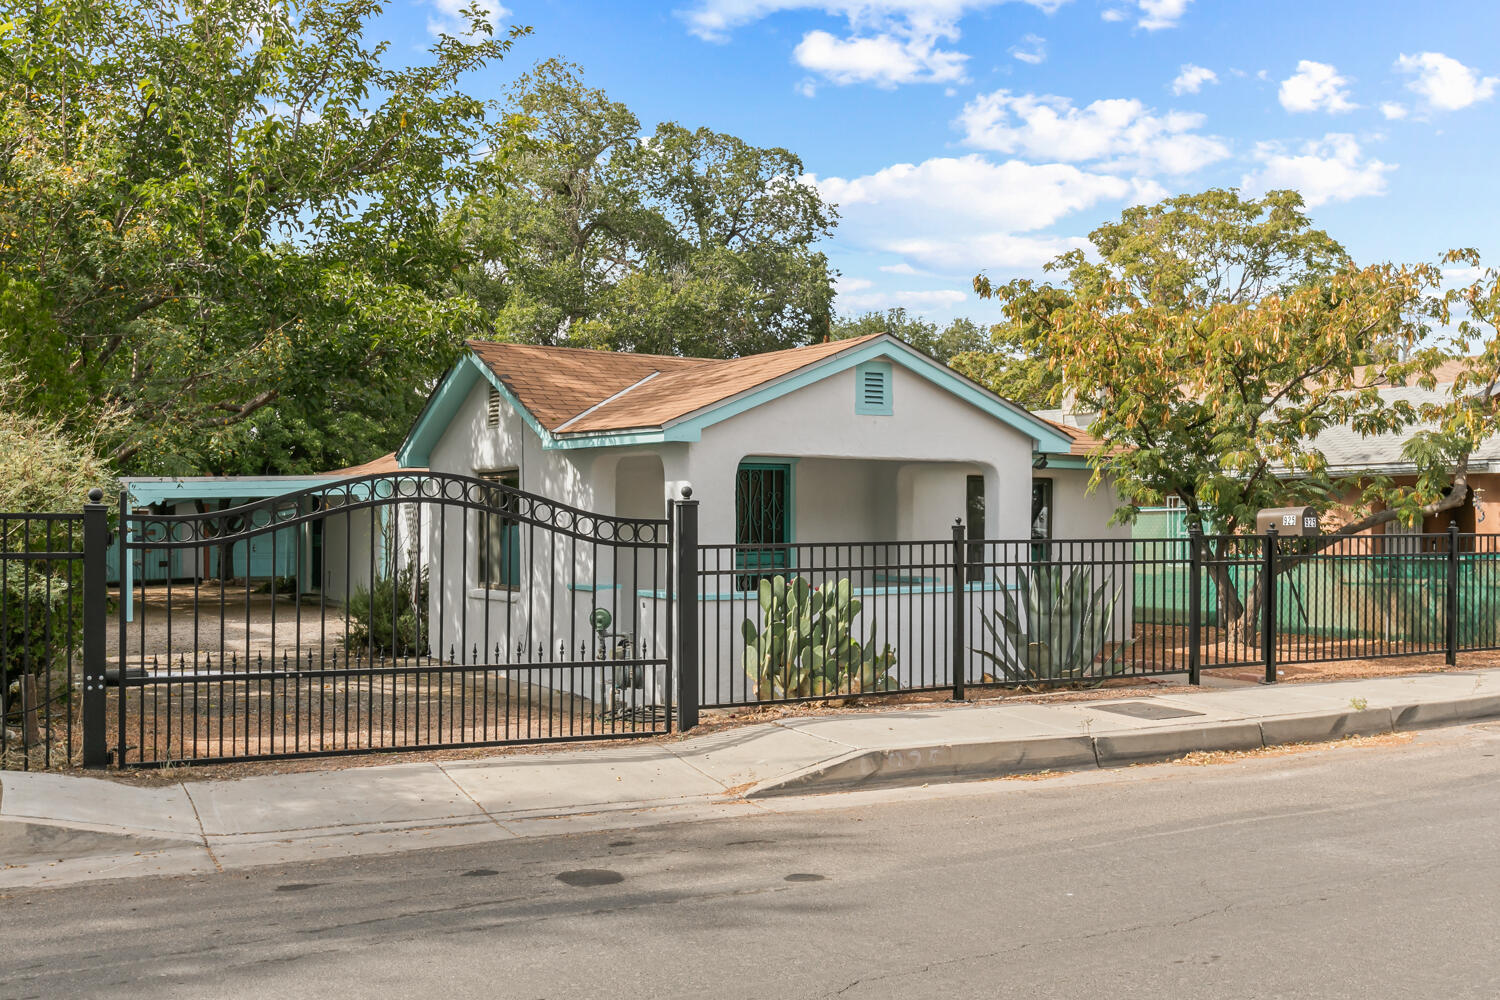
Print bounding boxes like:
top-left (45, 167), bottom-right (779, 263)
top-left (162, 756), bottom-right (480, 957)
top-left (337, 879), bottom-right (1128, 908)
top-left (854, 361), bottom-right (893, 415)
top-left (478, 470), bottom-right (521, 588)
top-left (735, 463), bottom-right (791, 585)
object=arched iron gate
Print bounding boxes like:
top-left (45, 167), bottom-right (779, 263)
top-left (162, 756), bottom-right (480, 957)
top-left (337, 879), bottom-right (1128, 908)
top-left (115, 473), bottom-right (674, 766)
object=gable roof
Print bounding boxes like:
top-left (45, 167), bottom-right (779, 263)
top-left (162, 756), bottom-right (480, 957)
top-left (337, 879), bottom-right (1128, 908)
top-left (397, 333), bottom-right (1072, 464)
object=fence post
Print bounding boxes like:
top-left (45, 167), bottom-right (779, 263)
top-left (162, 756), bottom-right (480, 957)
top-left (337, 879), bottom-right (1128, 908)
top-left (950, 519), bottom-right (966, 702)
top-left (673, 486), bottom-right (699, 732)
top-left (82, 488), bottom-right (109, 768)
top-left (1262, 525), bottom-right (1278, 685)
top-left (1187, 525), bottom-right (1203, 686)
top-left (1446, 521), bottom-right (1460, 666)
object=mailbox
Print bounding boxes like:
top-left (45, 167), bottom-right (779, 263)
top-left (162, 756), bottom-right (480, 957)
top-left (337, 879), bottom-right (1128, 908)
top-left (1256, 506), bottom-right (1320, 536)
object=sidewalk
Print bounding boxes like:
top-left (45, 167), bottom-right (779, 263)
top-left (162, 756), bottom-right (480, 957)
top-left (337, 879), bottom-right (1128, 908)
top-left (4, 668), bottom-right (1499, 889)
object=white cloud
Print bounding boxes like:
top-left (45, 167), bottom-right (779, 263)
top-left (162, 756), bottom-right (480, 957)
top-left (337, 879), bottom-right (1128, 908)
top-left (1171, 63), bottom-right (1217, 95)
top-left (1396, 52), bottom-right (1498, 111)
top-left (794, 28), bottom-right (967, 86)
top-left (680, 1), bottom-right (1067, 88)
top-left (880, 262), bottom-right (924, 275)
top-left (426, 0), bottom-right (505, 38)
top-left (1010, 33), bottom-right (1046, 64)
top-left (1241, 133), bottom-right (1394, 207)
top-left (838, 286), bottom-right (969, 310)
top-left (1101, 0), bottom-right (1191, 29)
top-left (796, 78), bottom-right (818, 97)
top-left (1278, 60), bottom-right (1357, 113)
top-left (1136, 0), bottom-right (1192, 30)
top-left (1380, 101), bottom-right (1408, 120)
top-left (809, 154), bottom-right (1134, 272)
top-left (680, 1), bottom-right (1067, 43)
top-left (956, 90), bottom-right (1230, 175)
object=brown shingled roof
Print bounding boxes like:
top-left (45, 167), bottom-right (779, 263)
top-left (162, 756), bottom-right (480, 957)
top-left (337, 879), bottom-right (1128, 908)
top-left (326, 452), bottom-right (425, 477)
top-left (1043, 419), bottom-right (1119, 457)
top-left (467, 335), bottom-right (887, 434)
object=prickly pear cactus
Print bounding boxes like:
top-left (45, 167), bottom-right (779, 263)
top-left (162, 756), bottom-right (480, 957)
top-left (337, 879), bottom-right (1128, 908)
top-left (741, 575), bottom-right (899, 699)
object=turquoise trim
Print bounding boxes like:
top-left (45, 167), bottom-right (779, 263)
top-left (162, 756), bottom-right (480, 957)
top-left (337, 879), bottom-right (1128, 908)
top-left (657, 338), bottom-right (1072, 452)
top-left (122, 477), bottom-right (342, 506)
top-left (1039, 455), bottom-right (1094, 469)
top-left (397, 335), bottom-right (1073, 459)
top-left (635, 581), bottom-right (1014, 601)
top-left (853, 360), bottom-right (893, 415)
top-left (567, 581), bottom-right (621, 593)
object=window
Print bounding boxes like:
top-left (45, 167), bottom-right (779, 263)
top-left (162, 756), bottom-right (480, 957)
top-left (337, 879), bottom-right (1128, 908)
top-left (854, 361), bottom-right (893, 415)
top-left (486, 386), bottom-right (501, 427)
top-left (478, 470), bottom-right (520, 588)
top-left (965, 475), bottom-right (985, 563)
top-left (735, 463), bottom-right (792, 585)
top-left (1031, 479), bottom-right (1053, 561)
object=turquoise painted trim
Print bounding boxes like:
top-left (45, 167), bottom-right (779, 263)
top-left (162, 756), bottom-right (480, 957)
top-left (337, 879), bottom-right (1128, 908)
top-left (1039, 455), bottom-right (1094, 469)
top-left (657, 338), bottom-right (1073, 452)
top-left (853, 360), bottom-right (893, 415)
top-left (567, 582), bottom-right (621, 593)
top-left (635, 581), bottom-right (1014, 601)
top-left (397, 336), bottom-right (1072, 459)
top-left (123, 477), bottom-right (342, 506)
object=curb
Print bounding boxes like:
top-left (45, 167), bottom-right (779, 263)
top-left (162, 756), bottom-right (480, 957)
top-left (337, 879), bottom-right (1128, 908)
top-left (746, 695), bottom-right (1500, 799)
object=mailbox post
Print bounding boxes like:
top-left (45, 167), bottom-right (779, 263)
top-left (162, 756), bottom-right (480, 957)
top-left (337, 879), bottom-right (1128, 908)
top-left (1255, 506), bottom-right (1320, 537)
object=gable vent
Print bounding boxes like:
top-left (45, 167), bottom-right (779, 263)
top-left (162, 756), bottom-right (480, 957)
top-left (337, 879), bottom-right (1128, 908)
top-left (854, 362), bottom-right (893, 415)
top-left (486, 386), bottom-right (501, 427)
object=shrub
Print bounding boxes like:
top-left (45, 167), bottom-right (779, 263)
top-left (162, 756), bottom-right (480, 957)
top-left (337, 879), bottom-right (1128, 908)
top-left (974, 564), bottom-right (1128, 684)
top-left (345, 567), bottom-right (429, 658)
top-left (1, 561), bottom-right (77, 695)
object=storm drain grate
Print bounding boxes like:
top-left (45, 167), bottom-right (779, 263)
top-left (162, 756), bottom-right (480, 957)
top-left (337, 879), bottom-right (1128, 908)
top-left (1089, 701), bottom-right (1206, 720)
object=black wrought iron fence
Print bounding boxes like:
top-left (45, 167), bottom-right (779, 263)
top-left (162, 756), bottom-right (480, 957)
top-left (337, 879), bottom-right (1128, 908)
top-left (0, 512), bottom-right (86, 770)
top-left (694, 539), bottom-right (955, 707)
top-left (112, 473), bottom-right (674, 767)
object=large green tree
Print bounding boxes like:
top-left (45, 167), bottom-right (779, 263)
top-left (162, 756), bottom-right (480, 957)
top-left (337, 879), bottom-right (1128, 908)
top-left (972, 189), bottom-right (1498, 638)
top-left (829, 308), bottom-right (985, 364)
top-left (0, 0), bottom-right (524, 475)
top-left (454, 61), bottom-right (837, 357)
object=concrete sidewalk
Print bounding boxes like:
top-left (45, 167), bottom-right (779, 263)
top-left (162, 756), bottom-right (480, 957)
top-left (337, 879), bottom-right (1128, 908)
top-left (4, 669), bottom-right (1499, 889)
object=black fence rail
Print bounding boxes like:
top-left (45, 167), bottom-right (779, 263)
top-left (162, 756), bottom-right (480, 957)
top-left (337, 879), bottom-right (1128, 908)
top-left (0, 513), bottom-right (85, 770)
top-left (695, 539), bottom-right (955, 708)
top-left (112, 473), bottom-right (674, 766)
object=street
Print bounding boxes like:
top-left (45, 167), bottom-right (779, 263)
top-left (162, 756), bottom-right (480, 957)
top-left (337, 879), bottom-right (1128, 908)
top-left (5, 724), bottom-right (1499, 999)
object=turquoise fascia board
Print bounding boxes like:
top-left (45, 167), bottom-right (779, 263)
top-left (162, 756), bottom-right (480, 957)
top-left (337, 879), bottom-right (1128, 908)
top-left (656, 338), bottom-right (1073, 453)
top-left (124, 478), bottom-right (340, 506)
top-left (1040, 455), bottom-right (1094, 470)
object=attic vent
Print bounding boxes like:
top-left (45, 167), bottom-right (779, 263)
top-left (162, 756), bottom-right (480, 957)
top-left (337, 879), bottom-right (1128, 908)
top-left (854, 361), bottom-right (893, 416)
top-left (487, 386), bottom-right (501, 427)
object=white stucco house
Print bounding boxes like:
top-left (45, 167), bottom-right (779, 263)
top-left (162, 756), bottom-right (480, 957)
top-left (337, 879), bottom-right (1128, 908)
top-left (394, 333), bottom-right (1129, 703)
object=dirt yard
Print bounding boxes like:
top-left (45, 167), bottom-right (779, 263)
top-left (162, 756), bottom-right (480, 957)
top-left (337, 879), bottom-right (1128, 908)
top-left (107, 583), bottom-right (349, 668)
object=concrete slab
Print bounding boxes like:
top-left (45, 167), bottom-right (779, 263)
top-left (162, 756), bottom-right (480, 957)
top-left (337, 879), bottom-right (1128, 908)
top-left (1093, 720), bottom-right (1265, 767)
top-left (440, 750), bottom-right (726, 820)
top-left (666, 724), bottom-right (848, 788)
top-left (0, 771), bottom-right (201, 837)
top-left (186, 763), bottom-right (483, 836)
top-left (749, 735), bottom-right (1098, 798)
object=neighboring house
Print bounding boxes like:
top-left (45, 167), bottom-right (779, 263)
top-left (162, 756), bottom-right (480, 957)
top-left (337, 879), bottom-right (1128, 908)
top-left (1308, 360), bottom-right (1500, 535)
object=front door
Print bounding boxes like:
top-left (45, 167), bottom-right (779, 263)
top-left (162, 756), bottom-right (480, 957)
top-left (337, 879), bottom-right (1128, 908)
top-left (735, 462), bottom-right (792, 585)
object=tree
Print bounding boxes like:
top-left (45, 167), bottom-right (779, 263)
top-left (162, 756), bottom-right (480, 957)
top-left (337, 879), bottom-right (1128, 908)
top-left (454, 61), bottom-right (837, 357)
top-left (972, 188), bottom-right (1489, 642)
top-left (0, 0), bottom-right (524, 475)
top-left (830, 309), bottom-right (985, 364)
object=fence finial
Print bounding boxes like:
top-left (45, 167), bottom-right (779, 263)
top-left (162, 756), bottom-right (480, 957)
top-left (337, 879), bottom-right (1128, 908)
top-left (680, 484), bottom-right (694, 500)
top-left (88, 487), bottom-right (103, 504)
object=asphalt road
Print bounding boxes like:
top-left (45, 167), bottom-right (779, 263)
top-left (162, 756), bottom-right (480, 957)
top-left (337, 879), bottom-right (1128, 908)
top-left (6, 724), bottom-right (1500, 999)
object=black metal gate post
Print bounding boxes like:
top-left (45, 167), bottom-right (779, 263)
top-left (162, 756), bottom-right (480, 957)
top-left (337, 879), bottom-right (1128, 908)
top-left (1187, 525), bottom-right (1203, 686)
top-left (81, 488), bottom-right (109, 768)
top-left (1446, 521), bottom-right (1460, 666)
top-left (674, 487), bottom-right (700, 732)
top-left (1262, 525), bottom-right (1278, 684)
top-left (951, 519), bottom-right (966, 702)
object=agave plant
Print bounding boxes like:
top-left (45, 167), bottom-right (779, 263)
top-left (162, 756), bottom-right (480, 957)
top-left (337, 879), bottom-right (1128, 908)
top-left (973, 564), bottom-right (1127, 683)
top-left (741, 575), bottom-right (898, 700)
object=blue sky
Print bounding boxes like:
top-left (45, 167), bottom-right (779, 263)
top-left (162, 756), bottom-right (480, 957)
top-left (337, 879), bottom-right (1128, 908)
top-left (386, 0), bottom-right (1500, 325)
